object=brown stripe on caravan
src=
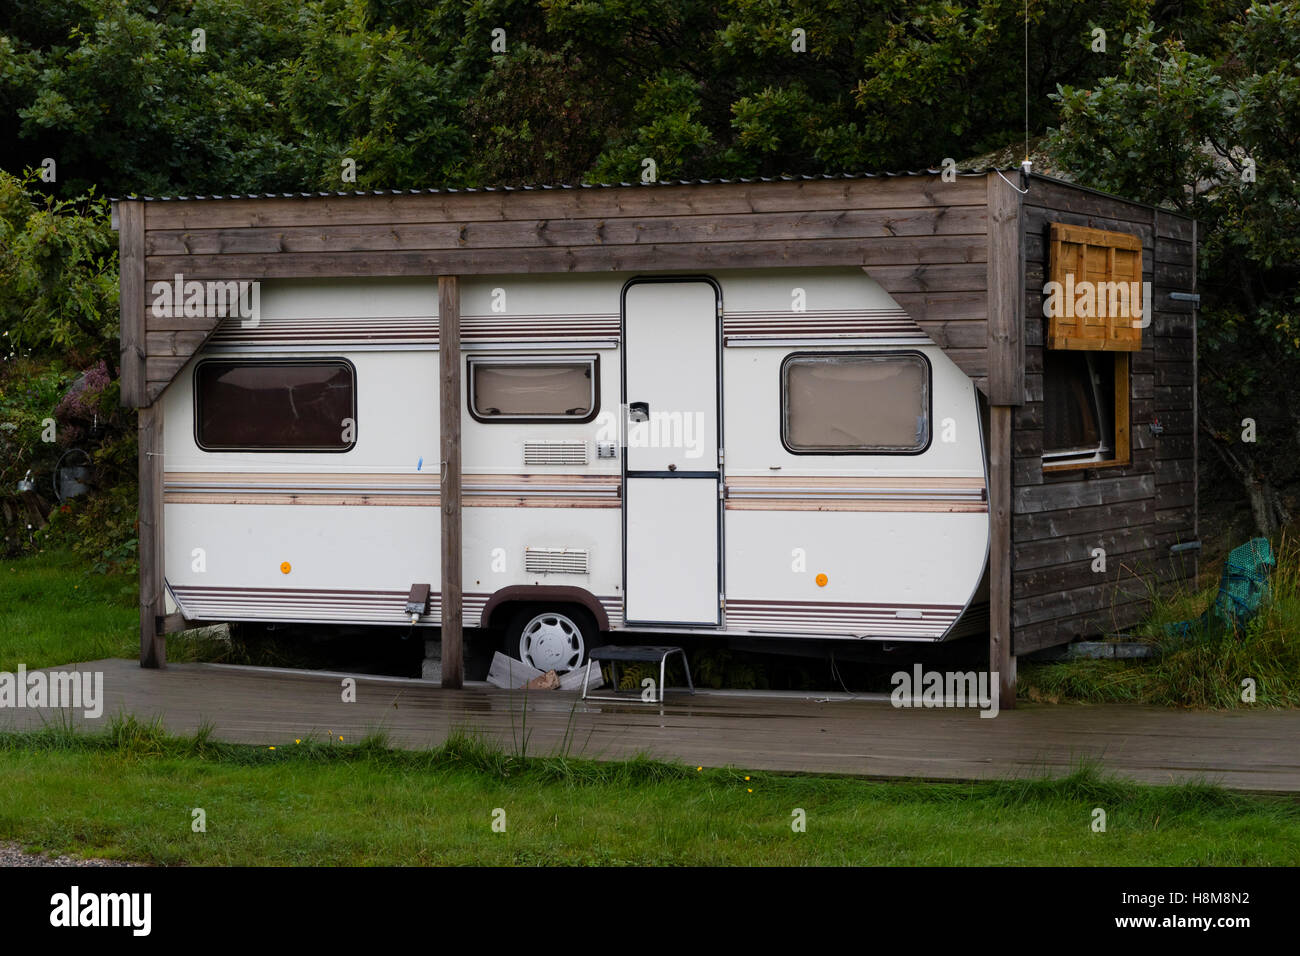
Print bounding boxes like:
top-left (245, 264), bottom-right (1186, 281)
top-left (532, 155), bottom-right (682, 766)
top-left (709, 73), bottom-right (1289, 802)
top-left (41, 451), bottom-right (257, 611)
top-left (725, 499), bottom-right (988, 513)
top-left (163, 470), bottom-right (439, 506)
top-left (463, 473), bottom-right (620, 509)
top-left (168, 585), bottom-right (624, 627)
top-left (724, 598), bottom-right (964, 636)
top-left (461, 313), bottom-right (619, 340)
top-left (165, 493), bottom-right (437, 506)
top-left (208, 312), bottom-right (620, 348)
top-left (726, 475), bottom-right (986, 492)
top-left (465, 502), bottom-right (621, 509)
top-left (162, 472), bottom-right (619, 507)
top-left (208, 314), bottom-right (438, 347)
top-left (722, 308), bottom-right (928, 341)
top-left (211, 313), bottom-right (623, 348)
top-left (723, 475), bottom-right (988, 513)
top-left (164, 472), bottom-right (439, 487)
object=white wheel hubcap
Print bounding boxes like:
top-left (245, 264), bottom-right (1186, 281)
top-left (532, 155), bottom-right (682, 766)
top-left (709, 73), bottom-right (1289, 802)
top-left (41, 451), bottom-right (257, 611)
top-left (519, 612), bottom-right (585, 673)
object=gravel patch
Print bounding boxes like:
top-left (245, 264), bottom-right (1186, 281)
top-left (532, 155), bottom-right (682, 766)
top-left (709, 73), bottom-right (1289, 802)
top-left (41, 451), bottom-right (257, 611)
top-left (0, 841), bottom-right (144, 867)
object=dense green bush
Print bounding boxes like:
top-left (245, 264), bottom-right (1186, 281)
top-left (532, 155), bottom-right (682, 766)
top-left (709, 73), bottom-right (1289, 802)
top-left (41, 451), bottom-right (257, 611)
top-left (0, 170), bottom-right (135, 564)
top-left (0, 358), bottom-right (75, 556)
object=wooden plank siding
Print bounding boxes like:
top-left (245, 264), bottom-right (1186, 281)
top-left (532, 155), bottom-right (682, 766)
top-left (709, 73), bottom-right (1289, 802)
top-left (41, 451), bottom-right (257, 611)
top-left (1012, 176), bottom-right (1197, 654)
top-left (117, 175), bottom-right (993, 404)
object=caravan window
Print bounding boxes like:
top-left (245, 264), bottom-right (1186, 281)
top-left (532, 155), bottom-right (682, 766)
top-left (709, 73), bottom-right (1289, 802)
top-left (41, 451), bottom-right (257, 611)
top-left (782, 352), bottom-right (930, 454)
top-left (195, 360), bottom-right (356, 452)
top-left (468, 357), bottom-right (598, 422)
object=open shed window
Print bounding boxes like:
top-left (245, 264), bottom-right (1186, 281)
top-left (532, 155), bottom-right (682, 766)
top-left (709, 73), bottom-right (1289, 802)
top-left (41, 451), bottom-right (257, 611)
top-left (195, 360), bottom-right (356, 452)
top-left (1043, 223), bottom-right (1139, 471)
top-left (1043, 350), bottom-right (1127, 466)
top-left (468, 356), bottom-right (598, 422)
top-left (782, 352), bottom-right (930, 454)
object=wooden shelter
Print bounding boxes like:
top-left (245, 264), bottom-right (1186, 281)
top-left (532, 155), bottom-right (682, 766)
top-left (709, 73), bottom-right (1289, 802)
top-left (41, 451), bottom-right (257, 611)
top-left (114, 169), bottom-right (1199, 700)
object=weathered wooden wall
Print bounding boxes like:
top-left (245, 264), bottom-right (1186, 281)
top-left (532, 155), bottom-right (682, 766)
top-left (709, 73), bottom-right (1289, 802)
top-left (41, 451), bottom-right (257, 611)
top-left (1013, 176), bottom-right (1197, 654)
top-left (117, 174), bottom-right (993, 404)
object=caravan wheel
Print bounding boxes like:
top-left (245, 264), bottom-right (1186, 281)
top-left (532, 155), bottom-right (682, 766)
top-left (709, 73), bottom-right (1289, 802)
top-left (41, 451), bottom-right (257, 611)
top-left (503, 607), bottom-right (599, 674)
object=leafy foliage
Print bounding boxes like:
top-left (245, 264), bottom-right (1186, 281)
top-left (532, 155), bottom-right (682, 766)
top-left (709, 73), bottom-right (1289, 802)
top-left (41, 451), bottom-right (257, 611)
top-left (1, 0), bottom-right (1296, 567)
top-left (0, 171), bottom-right (117, 369)
top-left (0, 168), bottom-right (133, 560)
top-left (1047, 6), bottom-right (1300, 532)
top-left (2, 0), bottom-right (1235, 195)
top-left (0, 358), bottom-right (75, 555)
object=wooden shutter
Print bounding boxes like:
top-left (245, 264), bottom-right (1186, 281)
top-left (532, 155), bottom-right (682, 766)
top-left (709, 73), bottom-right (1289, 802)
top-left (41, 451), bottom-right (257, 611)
top-left (1047, 223), bottom-right (1143, 351)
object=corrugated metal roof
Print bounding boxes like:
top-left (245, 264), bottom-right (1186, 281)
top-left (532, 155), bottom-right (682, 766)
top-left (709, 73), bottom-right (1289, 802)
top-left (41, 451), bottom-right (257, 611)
top-left (110, 168), bottom-right (1017, 202)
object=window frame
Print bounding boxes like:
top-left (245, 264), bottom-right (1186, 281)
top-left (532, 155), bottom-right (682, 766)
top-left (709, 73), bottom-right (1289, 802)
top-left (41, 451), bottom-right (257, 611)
top-left (466, 354), bottom-right (601, 424)
top-left (779, 349), bottom-right (933, 457)
top-left (193, 357), bottom-right (358, 454)
top-left (1042, 351), bottom-right (1131, 473)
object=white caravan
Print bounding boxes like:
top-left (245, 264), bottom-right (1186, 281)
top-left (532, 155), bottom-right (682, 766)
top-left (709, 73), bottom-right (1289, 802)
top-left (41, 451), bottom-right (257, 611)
top-left (162, 268), bottom-right (990, 673)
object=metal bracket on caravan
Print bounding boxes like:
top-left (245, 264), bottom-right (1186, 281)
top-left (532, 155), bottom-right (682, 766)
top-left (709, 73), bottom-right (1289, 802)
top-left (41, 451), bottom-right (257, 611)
top-left (405, 583), bottom-right (431, 622)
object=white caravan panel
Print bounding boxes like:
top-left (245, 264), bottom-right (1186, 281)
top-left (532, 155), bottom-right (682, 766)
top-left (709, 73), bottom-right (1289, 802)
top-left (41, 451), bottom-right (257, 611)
top-left (625, 477), bottom-right (719, 625)
top-left (723, 510), bottom-right (988, 638)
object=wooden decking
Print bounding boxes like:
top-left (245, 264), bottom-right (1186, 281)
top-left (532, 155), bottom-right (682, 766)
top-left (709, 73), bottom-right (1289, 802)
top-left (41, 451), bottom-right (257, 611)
top-left (3, 659), bottom-right (1299, 792)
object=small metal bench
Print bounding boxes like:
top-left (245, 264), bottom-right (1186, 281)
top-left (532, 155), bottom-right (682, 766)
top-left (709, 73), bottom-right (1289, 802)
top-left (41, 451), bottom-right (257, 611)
top-left (580, 645), bottom-right (694, 703)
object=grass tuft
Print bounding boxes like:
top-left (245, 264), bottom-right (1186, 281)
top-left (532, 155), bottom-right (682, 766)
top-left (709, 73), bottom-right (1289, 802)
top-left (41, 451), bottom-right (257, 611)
top-left (1022, 532), bottom-right (1300, 708)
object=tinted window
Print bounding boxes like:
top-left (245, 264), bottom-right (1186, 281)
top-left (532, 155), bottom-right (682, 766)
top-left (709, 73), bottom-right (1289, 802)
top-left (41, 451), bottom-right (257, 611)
top-left (469, 358), bottom-right (597, 422)
top-left (783, 352), bottom-right (930, 453)
top-left (195, 361), bottom-right (355, 451)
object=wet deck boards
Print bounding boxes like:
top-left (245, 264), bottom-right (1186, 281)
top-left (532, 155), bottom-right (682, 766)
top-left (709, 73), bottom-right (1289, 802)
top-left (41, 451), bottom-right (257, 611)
top-left (4, 659), bottom-right (1299, 793)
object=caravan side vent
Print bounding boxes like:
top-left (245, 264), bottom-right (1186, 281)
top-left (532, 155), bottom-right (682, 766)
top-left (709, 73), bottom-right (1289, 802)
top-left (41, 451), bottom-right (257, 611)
top-left (524, 547), bottom-right (590, 575)
top-left (524, 440), bottom-right (588, 465)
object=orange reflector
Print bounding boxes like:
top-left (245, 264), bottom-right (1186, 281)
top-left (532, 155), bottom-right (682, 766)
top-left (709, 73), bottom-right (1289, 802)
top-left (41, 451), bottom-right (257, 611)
top-left (280, 562), bottom-right (291, 574)
top-left (815, 573), bottom-right (828, 587)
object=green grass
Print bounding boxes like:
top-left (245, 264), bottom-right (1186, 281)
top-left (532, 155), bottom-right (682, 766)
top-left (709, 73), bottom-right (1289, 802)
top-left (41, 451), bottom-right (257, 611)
top-left (1, 716), bottom-right (1296, 866)
top-left (1021, 533), bottom-right (1300, 709)
top-left (0, 550), bottom-right (138, 671)
top-left (0, 549), bottom-right (303, 672)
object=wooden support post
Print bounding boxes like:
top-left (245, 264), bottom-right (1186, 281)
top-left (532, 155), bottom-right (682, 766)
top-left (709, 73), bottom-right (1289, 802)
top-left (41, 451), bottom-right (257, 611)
top-left (989, 404), bottom-right (1014, 708)
top-left (985, 171), bottom-right (1023, 707)
top-left (986, 172), bottom-right (1024, 406)
top-left (117, 201), bottom-right (146, 409)
top-left (138, 402), bottom-right (166, 668)
top-left (439, 276), bottom-right (464, 690)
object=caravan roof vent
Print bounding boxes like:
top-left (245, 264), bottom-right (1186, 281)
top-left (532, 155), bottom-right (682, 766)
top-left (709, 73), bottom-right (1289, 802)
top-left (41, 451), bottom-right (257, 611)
top-left (524, 440), bottom-right (588, 466)
top-left (524, 547), bottom-right (590, 575)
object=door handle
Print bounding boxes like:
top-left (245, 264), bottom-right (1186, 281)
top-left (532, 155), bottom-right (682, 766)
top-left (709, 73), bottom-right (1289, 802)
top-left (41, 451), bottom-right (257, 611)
top-left (628, 401), bottom-right (650, 423)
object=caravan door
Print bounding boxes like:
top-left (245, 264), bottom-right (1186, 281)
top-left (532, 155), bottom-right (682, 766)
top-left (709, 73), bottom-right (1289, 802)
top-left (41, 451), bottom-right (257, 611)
top-left (622, 279), bottom-right (722, 626)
